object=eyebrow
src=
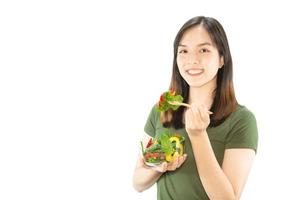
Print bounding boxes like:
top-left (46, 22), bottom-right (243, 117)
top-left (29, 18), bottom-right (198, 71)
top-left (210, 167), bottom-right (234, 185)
top-left (178, 42), bottom-right (212, 47)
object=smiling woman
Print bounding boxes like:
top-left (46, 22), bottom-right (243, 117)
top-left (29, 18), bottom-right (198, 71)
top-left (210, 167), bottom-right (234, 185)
top-left (177, 29), bottom-right (223, 84)
top-left (133, 16), bottom-right (258, 200)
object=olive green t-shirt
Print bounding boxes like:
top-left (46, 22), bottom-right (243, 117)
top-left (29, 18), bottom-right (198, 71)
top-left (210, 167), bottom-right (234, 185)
top-left (144, 104), bottom-right (258, 200)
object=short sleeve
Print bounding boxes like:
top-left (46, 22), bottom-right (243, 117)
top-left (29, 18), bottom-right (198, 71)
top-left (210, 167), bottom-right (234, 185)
top-left (143, 105), bottom-right (158, 137)
top-left (225, 108), bottom-right (258, 153)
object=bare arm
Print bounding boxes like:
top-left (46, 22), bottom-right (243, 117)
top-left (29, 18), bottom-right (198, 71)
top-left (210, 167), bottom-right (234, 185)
top-left (185, 104), bottom-right (256, 200)
top-left (222, 148), bottom-right (255, 199)
top-left (132, 155), bottom-right (164, 192)
top-left (190, 132), bottom-right (255, 200)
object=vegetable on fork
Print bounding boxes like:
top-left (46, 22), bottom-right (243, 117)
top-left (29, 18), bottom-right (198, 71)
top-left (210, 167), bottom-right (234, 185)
top-left (156, 89), bottom-right (184, 112)
top-left (156, 89), bottom-right (213, 114)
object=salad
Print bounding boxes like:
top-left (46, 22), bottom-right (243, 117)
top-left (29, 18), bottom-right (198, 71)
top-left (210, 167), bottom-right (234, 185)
top-left (141, 132), bottom-right (185, 166)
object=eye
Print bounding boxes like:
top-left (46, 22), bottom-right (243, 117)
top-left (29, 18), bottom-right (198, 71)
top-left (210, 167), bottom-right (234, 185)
top-left (199, 48), bottom-right (209, 53)
top-left (178, 49), bottom-right (187, 54)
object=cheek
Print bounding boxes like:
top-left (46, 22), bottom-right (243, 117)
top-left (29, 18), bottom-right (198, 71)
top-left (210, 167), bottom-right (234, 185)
top-left (205, 67), bottom-right (219, 77)
top-left (205, 55), bottom-right (221, 68)
top-left (176, 56), bottom-right (184, 67)
top-left (176, 57), bottom-right (185, 72)
top-left (204, 64), bottom-right (220, 78)
top-left (203, 58), bottom-right (220, 75)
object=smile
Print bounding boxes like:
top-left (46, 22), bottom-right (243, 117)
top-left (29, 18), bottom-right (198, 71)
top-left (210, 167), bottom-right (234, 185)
top-left (186, 69), bottom-right (204, 76)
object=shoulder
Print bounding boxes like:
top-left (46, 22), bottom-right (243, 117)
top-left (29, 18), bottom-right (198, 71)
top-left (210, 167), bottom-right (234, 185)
top-left (231, 105), bottom-right (256, 120)
top-left (229, 105), bottom-right (257, 128)
top-left (225, 105), bottom-right (258, 152)
top-left (150, 103), bottom-right (160, 117)
top-left (146, 103), bottom-right (160, 125)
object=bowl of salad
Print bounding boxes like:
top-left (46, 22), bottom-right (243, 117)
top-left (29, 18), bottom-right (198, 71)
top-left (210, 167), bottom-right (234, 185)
top-left (141, 132), bottom-right (185, 167)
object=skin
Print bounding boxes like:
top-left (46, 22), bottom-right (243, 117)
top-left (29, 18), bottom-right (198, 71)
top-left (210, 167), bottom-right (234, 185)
top-left (133, 25), bottom-right (255, 200)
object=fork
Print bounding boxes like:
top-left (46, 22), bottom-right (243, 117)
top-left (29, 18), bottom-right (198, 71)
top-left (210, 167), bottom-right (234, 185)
top-left (168, 101), bottom-right (213, 114)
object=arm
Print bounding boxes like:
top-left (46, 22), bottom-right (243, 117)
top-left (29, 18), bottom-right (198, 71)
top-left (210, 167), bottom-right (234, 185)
top-left (132, 134), bottom-right (187, 192)
top-left (132, 155), bottom-right (164, 192)
top-left (222, 148), bottom-right (255, 199)
top-left (133, 134), bottom-right (162, 192)
top-left (190, 132), bottom-right (255, 200)
top-left (185, 104), bottom-right (256, 200)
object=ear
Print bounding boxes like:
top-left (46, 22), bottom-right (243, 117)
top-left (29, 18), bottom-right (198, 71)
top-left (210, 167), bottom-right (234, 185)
top-left (219, 56), bottom-right (224, 68)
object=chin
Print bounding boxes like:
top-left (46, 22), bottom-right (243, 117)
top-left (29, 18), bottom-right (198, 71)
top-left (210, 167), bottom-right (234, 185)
top-left (187, 76), bottom-right (216, 88)
top-left (185, 79), bottom-right (205, 87)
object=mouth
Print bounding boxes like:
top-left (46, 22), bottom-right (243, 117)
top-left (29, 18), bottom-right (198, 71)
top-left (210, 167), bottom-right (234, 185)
top-left (186, 68), bottom-right (204, 76)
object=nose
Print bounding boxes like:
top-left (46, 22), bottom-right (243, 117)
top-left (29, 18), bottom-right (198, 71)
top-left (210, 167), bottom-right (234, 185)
top-left (186, 53), bottom-right (199, 65)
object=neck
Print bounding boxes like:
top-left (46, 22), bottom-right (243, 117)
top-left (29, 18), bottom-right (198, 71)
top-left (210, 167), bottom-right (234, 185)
top-left (188, 77), bottom-right (217, 109)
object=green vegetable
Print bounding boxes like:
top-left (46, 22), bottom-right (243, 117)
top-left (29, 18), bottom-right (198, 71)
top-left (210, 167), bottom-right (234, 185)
top-left (159, 133), bottom-right (174, 156)
top-left (156, 90), bottom-right (184, 112)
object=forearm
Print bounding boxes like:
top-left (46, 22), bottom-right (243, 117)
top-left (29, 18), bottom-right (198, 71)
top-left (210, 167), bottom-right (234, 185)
top-left (133, 159), bottom-right (163, 192)
top-left (190, 131), bottom-right (236, 200)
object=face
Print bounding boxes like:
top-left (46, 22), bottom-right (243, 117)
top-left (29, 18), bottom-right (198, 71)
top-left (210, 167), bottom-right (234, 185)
top-left (176, 25), bottom-right (224, 88)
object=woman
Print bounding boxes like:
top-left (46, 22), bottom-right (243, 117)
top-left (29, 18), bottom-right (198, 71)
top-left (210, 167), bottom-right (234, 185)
top-left (133, 16), bottom-right (258, 200)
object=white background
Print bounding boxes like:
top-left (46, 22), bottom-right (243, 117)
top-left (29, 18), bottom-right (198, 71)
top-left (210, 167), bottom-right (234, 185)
top-left (1, 0), bottom-right (300, 199)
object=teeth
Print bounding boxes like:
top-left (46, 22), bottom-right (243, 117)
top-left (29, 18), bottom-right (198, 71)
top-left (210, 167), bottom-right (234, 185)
top-left (187, 69), bottom-right (203, 75)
